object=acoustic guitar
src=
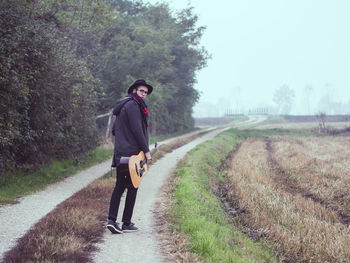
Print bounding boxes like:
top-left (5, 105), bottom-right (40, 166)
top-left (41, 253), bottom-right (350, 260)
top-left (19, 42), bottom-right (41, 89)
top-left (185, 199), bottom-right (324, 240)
top-left (119, 146), bottom-right (157, 188)
top-left (128, 151), bottom-right (148, 188)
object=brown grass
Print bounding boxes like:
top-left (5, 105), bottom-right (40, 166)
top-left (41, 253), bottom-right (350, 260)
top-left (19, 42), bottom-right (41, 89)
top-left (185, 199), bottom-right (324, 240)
top-left (255, 121), bottom-right (350, 130)
top-left (2, 180), bottom-right (113, 262)
top-left (224, 136), bottom-right (350, 263)
top-left (267, 136), bottom-right (350, 224)
top-left (2, 132), bottom-right (207, 262)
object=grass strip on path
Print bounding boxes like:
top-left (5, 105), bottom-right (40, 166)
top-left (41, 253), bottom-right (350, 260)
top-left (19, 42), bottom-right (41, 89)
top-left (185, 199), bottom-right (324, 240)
top-left (2, 178), bottom-right (113, 263)
top-left (2, 131), bottom-right (208, 263)
top-left (155, 129), bottom-right (278, 263)
top-left (149, 127), bottom-right (199, 145)
top-left (151, 130), bottom-right (211, 162)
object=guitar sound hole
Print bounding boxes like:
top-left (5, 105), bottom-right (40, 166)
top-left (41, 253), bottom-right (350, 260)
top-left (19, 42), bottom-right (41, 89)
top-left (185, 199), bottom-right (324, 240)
top-left (135, 164), bottom-right (140, 177)
top-left (140, 168), bottom-right (145, 177)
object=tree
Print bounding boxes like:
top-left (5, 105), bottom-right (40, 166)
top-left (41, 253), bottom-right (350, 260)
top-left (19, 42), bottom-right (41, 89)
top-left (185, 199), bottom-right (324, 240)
top-left (0, 0), bottom-right (99, 171)
top-left (0, 0), bottom-right (209, 172)
top-left (95, 2), bottom-right (208, 133)
top-left (273, 85), bottom-right (295, 114)
top-left (315, 112), bottom-right (326, 133)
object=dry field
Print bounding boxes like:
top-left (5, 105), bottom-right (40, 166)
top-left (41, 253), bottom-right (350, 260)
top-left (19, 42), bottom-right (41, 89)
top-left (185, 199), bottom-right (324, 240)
top-left (255, 121), bottom-right (350, 130)
top-left (225, 135), bottom-right (350, 262)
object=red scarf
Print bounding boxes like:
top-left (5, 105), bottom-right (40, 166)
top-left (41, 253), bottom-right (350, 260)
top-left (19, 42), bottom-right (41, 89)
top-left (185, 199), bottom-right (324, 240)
top-left (127, 93), bottom-right (149, 126)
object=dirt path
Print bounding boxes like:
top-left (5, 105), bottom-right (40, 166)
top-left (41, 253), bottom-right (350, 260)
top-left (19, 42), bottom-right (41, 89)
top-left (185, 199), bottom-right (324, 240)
top-left (92, 127), bottom-right (228, 263)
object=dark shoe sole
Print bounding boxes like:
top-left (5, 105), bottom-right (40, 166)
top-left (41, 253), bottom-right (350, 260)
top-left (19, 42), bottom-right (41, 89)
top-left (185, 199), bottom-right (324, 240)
top-left (107, 224), bottom-right (123, 234)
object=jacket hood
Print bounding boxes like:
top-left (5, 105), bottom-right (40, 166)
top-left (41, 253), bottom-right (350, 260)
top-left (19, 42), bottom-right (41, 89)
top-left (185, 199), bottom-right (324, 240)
top-left (112, 97), bottom-right (132, 116)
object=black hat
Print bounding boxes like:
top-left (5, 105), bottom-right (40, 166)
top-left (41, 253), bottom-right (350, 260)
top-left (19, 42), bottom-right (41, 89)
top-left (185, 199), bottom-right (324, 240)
top-left (127, 79), bottom-right (153, 95)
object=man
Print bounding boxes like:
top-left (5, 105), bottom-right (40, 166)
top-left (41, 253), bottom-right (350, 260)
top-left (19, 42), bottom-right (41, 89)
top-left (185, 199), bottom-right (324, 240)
top-left (107, 79), bottom-right (153, 234)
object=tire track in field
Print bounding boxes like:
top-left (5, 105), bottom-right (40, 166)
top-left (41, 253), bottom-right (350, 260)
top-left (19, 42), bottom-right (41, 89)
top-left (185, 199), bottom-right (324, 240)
top-left (264, 138), bottom-right (350, 225)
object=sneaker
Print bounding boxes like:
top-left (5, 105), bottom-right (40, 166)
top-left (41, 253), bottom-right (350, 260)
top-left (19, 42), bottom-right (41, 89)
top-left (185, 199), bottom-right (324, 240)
top-left (122, 222), bottom-right (138, 232)
top-left (107, 219), bottom-right (123, 234)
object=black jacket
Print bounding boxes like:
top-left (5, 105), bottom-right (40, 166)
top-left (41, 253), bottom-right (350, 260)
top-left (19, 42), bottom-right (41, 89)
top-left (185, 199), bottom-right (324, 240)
top-left (112, 97), bottom-right (149, 166)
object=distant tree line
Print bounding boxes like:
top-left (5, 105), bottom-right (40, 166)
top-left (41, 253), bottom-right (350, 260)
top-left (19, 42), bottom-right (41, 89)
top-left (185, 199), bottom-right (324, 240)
top-left (273, 84), bottom-right (350, 115)
top-left (0, 0), bottom-right (208, 171)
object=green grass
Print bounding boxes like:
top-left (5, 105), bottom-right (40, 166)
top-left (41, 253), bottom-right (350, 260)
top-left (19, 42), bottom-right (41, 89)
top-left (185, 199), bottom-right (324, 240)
top-left (168, 127), bottom-right (316, 262)
top-left (0, 147), bottom-right (113, 204)
top-left (170, 129), bottom-right (278, 262)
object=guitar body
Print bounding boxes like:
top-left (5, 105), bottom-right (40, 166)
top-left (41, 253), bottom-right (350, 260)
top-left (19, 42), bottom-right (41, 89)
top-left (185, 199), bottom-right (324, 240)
top-left (129, 151), bottom-right (148, 188)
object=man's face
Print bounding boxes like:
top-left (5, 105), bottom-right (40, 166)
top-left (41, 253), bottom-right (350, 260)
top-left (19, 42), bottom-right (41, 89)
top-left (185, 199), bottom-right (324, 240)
top-left (136, 85), bottom-right (149, 99)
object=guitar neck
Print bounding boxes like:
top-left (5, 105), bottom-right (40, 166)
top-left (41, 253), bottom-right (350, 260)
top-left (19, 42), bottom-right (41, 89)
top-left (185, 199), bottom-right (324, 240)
top-left (141, 158), bottom-right (147, 166)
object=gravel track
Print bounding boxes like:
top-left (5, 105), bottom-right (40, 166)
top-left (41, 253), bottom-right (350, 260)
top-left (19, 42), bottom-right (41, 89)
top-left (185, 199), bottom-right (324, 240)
top-left (92, 127), bottom-right (228, 263)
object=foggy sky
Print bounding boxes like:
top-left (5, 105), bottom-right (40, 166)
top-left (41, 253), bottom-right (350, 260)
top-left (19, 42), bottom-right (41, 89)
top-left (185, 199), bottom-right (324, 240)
top-left (148, 0), bottom-right (350, 117)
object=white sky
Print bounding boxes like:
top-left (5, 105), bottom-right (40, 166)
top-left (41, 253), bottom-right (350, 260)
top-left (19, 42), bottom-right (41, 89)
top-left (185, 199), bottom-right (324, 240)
top-left (147, 0), bottom-right (350, 116)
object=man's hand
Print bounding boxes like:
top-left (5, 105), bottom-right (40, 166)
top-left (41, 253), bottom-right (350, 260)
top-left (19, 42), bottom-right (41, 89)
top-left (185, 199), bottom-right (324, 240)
top-left (145, 151), bottom-right (152, 164)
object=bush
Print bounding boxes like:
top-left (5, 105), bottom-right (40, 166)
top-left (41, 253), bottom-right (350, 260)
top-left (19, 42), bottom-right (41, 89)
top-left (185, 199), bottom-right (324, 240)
top-left (0, 2), bottom-right (99, 172)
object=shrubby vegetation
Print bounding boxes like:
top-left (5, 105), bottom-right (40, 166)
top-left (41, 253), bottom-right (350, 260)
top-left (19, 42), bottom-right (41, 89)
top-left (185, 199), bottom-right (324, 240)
top-left (0, 0), bottom-right (208, 171)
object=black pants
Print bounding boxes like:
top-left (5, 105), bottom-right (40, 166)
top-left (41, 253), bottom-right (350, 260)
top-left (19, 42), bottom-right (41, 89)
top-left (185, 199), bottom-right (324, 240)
top-left (108, 165), bottom-right (138, 224)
